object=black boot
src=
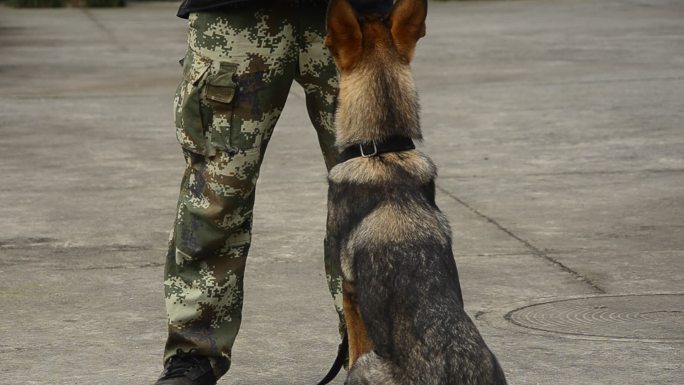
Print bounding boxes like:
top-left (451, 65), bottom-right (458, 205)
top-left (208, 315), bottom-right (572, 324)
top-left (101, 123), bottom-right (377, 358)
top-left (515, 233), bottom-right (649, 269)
top-left (154, 349), bottom-right (217, 385)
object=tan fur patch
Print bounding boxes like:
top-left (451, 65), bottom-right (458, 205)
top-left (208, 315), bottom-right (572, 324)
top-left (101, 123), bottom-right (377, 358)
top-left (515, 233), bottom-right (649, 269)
top-left (335, 61), bottom-right (420, 147)
top-left (347, 201), bottom-right (450, 254)
top-left (329, 150), bottom-right (436, 185)
top-left (341, 249), bottom-right (354, 282)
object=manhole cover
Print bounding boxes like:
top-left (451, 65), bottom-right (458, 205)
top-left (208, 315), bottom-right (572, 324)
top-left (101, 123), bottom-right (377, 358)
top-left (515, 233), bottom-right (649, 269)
top-left (506, 294), bottom-right (684, 341)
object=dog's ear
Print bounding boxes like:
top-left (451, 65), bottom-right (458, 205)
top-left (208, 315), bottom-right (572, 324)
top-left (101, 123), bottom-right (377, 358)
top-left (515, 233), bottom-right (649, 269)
top-left (388, 0), bottom-right (427, 62)
top-left (326, 0), bottom-right (363, 71)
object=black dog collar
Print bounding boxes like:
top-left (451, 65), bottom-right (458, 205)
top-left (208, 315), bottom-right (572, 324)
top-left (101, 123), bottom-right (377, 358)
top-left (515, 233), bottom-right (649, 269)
top-left (338, 135), bottom-right (416, 163)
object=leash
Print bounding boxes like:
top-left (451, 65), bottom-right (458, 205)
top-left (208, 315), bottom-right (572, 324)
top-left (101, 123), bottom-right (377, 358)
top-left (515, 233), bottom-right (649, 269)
top-left (337, 135), bottom-right (415, 163)
top-left (316, 334), bottom-right (348, 385)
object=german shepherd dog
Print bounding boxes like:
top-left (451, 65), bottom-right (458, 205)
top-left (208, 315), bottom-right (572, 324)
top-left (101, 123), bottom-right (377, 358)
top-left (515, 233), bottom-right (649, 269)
top-left (323, 0), bottom-right (507, 384)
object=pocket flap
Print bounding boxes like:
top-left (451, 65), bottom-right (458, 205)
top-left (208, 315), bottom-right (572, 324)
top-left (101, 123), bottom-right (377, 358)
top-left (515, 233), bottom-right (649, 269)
top-left (205, 84), bottom-right (236, 104)
top-left (205, 62), bottom-right (239, 104)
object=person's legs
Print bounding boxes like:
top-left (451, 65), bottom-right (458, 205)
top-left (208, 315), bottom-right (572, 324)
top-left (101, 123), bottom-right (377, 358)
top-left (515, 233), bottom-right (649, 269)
top-left (165, 6), bottom-right (299, 378)
top-left (294, 1), bottom-right (345, 337)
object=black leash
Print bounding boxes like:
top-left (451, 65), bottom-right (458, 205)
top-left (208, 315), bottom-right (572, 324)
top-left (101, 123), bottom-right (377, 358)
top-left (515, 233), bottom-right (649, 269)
top-left (337, 135), bottom-right (415, 163)
top-left (316, 334), bottom-right (348, 385)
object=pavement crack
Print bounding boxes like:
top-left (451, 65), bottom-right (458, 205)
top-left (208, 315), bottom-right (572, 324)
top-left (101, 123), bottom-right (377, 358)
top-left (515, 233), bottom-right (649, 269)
top-left (56, 262), bottom-right (164, 271)
top-left (80, 8), bottom-right (127, 52)
top-left (436, 185), bottom-right (606, 294)
top-left (446, 75), bottom-right (684, 89)
top-left (11, 94), bottom-right (161, 100)
top-left (0, 242), bottom-right (153, 252)
top-left (438, 168), bottom-right (684, 180)
top-left (0, 237), bottom-right (58, 248)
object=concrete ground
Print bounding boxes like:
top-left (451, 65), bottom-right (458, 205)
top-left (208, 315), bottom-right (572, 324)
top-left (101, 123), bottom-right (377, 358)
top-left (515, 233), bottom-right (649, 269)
top-left (0, 0), bottom-right (682, 384)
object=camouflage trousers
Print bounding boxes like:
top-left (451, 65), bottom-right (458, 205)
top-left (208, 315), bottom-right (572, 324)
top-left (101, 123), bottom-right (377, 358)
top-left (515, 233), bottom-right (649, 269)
top-left (165, 1), bottom-right (344, 378)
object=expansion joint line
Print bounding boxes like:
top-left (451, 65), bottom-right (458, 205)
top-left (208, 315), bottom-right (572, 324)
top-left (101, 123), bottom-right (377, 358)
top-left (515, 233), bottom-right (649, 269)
top-left (80, 8), bottom-right (127, 52)
top-left (436, 185), bottom-right (606, 294)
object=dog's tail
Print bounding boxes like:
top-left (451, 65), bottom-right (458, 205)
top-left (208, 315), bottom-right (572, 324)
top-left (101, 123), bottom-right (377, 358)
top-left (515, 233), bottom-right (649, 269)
top-left (345, 351), bottom-right (399, 385)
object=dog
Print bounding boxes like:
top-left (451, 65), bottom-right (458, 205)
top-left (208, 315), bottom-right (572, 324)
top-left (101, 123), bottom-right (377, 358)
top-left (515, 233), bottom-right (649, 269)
top-left (323, 0), bottom-right (508, 384)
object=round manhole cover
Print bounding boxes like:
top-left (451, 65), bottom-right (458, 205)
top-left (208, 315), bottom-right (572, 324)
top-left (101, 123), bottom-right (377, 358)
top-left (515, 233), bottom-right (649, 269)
top-left (506, 294), bottom-right (684, 341)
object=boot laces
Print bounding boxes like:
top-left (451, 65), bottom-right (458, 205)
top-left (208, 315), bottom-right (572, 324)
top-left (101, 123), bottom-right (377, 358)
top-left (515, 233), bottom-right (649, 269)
top-left (161, 349), bottom-right (208, 378)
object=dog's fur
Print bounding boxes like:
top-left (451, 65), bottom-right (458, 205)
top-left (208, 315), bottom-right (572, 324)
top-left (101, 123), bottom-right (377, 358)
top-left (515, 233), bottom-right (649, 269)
top-left (324, 1), bottom-right (508, 384)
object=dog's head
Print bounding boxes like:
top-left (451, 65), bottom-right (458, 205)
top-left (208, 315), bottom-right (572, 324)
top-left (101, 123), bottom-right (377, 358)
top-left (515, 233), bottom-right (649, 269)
top-left (325, 0), bottom-right (427, 73)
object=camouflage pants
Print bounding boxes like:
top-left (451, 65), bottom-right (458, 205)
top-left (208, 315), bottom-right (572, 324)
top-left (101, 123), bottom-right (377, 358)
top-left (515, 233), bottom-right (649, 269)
top-left (165, 1), bottom-right (344, 378)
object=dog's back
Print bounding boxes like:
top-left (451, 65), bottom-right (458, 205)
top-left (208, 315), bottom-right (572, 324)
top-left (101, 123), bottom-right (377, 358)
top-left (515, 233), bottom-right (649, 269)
top-left (324, 0), bottom-right (507, 384)
top-left (328, 152), bottom-right (506, 385)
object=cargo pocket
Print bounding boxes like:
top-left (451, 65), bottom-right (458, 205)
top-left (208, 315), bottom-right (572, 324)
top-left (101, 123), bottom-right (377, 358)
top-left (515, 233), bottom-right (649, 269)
top-left (174, 50), bottom-right (211, 155)
top-left (204, 62), bottom-right (239, 156)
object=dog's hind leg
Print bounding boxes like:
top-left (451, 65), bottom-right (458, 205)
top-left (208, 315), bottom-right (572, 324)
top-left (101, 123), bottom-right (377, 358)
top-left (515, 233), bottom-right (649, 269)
top-left (345, 351), bottom-right (399, 385)
top-left (343, 281), bottom-right (373, 367)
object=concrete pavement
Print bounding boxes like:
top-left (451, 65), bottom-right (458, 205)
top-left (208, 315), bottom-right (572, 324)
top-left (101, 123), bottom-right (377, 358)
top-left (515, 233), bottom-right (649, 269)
top-left (0, 0), bottom-right (682, 384)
